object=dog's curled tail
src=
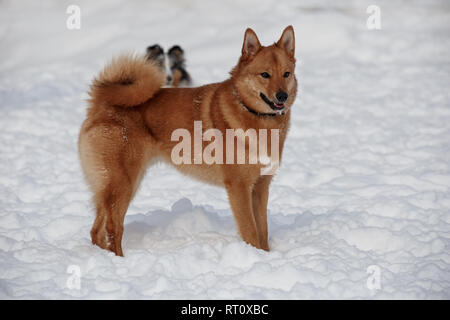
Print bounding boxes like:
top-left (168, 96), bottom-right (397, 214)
top-left (89, 54), bottom-right (165, 108)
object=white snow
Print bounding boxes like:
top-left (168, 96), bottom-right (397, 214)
top-left (1, 0), bottom-right (450, 299)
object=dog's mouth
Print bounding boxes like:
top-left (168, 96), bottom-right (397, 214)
top-left (259, 93), bottom-right (285, 111)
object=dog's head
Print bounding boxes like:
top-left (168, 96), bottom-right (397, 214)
top-left (146, 44), bottom-right (191, 87)
top-left (231, 26), bottom-right (297, 115)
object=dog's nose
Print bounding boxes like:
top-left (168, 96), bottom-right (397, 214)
top-left (166, 75), bottom-right (173, 84)
top-left (276, 90), bottom-right (288, 103)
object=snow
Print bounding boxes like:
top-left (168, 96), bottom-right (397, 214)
top-left (1, 0), bottom-right (450, 299)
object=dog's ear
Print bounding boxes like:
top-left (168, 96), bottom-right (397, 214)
top-left (277, 26), bottom-right (295, 58)
top-left (146, 44), bottom-right (164, 59)
top-left (242, 28), bottom-right (261, 58)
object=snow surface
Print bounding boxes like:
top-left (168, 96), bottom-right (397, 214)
top-left (1, 0), bottom-right (450, 299)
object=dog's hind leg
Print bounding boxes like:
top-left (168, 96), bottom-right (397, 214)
top-left (80, 124), bottom-right (151, 256)
top-left (91, 182), bottom-right (132, 256)
top-left (90, 149), bottom-right (151, 256)
top-left (89, 152), bottom-right (151, 256)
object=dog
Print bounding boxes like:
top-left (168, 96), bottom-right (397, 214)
top-left (78, 26), bottom-right (297, 256)
top-left (146, 44), bottom-right (191, 87)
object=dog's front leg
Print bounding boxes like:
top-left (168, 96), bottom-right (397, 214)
top-left (226, 182), bottom-right (261, 249)
top-left (252, 175), bottom-right (272, 251)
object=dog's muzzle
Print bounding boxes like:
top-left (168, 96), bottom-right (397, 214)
top-left (260, 92), bottom-right (287, 110)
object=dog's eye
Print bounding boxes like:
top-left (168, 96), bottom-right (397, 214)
top-left (283, 72), bottom-right (290, 78)
top-left (260, 72), bottom-right (271, 79)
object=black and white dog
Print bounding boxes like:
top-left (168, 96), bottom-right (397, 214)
top-left (146, 44), bottom-right (191, 87)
